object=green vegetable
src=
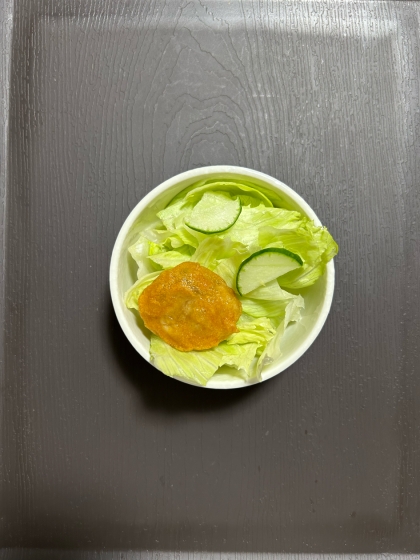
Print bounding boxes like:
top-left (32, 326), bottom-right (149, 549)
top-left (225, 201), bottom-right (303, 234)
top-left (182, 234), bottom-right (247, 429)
top-left (258, 223), bottom-right (338, 289)
top-left (148, 245), bottom-right (194, 269)
top-left (124, 271), bottom-right (162, 309)
top-left (191, 236), bottom-right (247, 275)
top-left (185, 192), bottom-right (242, 233)
top-left (241, 297), bottom-right (290, 319)
top-left (240, 282), bottom-right (297, 319)
top-left (256, 294), bottom-right (305, 378)
top-left (150, 336), bottom-right (259, 386)
top-left (216, 205), bottom-right (303, 247)
top-left (168, 180), bottom-right (274, 208)
top-left (236, 248), bottom-right (303, 295)
top-left (125, 177), bottom-right (338, 385)
top-left (246, 279), bottom-right (291, 300)
top-left (226, 316), bottom-right (277, 353)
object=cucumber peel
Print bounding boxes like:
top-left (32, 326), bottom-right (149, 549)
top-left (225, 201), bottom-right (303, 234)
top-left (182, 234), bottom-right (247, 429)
top-left (236, 248), bottom-right (303, 295)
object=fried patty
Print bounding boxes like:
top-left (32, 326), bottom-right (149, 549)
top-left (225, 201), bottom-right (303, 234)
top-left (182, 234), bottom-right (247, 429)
top-left (138, 262), bottom-right (242, 351)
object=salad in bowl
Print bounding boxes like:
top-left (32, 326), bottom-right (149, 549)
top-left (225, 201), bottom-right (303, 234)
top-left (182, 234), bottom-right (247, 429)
top-left (110, 166), bottom-right (338, 389)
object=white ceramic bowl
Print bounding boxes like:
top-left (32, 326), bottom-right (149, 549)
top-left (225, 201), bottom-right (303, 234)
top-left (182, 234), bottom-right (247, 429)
top-left (110, 166), bottom-right (335, 389)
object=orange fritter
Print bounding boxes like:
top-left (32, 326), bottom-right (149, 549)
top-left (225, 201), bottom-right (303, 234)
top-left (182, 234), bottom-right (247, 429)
top-left (138, 262), bottom-right (242, 351)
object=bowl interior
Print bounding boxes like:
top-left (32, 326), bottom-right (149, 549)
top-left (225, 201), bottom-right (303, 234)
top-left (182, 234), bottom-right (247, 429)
top-left (110, 167), bottom-right (334, 389)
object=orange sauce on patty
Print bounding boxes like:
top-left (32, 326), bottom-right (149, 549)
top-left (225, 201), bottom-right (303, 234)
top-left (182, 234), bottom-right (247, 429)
top-left (138, 262), bottom-right (242, 351)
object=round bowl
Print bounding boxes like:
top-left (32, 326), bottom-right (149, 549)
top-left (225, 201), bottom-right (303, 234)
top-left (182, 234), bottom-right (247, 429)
top-left (110, 165), bottom-right (335, 389)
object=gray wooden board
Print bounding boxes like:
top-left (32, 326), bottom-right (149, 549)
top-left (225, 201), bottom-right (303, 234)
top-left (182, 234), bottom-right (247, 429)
top-left (1, 0), bottom-right (420, 556)
top-left (0, 554), bottom-right (418, 560)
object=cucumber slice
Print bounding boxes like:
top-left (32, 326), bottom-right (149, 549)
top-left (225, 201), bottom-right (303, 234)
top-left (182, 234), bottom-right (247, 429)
top-left (185, 192), bottom-right (242, 234)
top-left (236, 248), bottom-right (303, 295)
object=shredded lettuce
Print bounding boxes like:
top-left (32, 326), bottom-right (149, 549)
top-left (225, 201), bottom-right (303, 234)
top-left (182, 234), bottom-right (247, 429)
top-left (150, 336), bottom-right (259, 385)
top-left (191, 237), bottom-right (247, 272)
top-left (214, 250), bottom-right (249, 289)
top-left (241, 298), bottom-right (291, 320)
top-left (124, 179), bottom-right (338, 385)
top-left (168, 178), bottom-right (292, 209)
top-left (226, 316), bottom-right (276, 351)
top-left (246, 280), bottom-right (292, 300)
top-left (148, 245), bottom-right (194, 269)
top-left (258, 223), bottom-right (338, 289)
top-left (169, 181), bottom-right (274, 208)
top-left (256, 295), bottom-right (305, 378)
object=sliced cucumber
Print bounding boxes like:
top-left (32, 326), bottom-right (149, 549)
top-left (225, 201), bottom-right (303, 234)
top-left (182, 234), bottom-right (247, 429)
top-left (236, 248), bottom-right (303, 295)
top-left (185, 192), bottom-right (242, 234)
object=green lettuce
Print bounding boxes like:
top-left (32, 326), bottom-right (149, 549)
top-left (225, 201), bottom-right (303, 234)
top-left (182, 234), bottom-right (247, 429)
top-left (124, 179), bottom-right (338, 385)
top-left (168, 180), bottom-right (274, 208)
top-left (258, 223), bottom-right (338, 289)
top-left (148, 245), bottom-right (194, 269)
top-left (226, 316), bottom-right (276, 352)
top-left (213, 250), bottom-right (249, 289)
top-left (256, 294), bottom-right (305, 378)
top-left (191, 236), bottom-right (248, 275)
top-left (240, 280), bottom-right (298, 320)
top-left (241, 298), bottom-right (291, 320)
top-left (150, 336), bottom-right (259, 385)
top-left (168, 178), bottom-right (293, 209)
top-left (124, 271), bottom-right (162, 309)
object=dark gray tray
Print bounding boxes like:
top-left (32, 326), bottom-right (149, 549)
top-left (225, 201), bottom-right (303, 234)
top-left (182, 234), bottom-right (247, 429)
top-left (1, 1), bottom-right (420, 558)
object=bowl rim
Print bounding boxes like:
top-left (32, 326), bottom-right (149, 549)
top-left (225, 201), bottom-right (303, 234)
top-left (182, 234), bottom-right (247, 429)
top-left (110, 165), bottom-right (335, 389)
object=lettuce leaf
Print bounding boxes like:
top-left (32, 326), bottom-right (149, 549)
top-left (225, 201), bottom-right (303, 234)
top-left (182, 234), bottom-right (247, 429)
top-left (258, 222), bottom-right (338, 289)
top-left (157, 199), bottom-right (194, 230)
top-left (278, 262), bottom-right (326, 290)
top-left (128, 235), bottom-right (151, 268)
top-left (240, 281), bottom-right (297, 319)
top-left (246, 280), bottom-right (292, 300)
top-left (226, 316), bottom-right (276, 352)
top-left (169, 181), bottom-right (274, 208)
top-left (241, 298), bottom-right (289, 320)
top-left (191, 237), bottom-right (248, 281)
top-left (148, 245), bottom-right (194, 269)
top-left (150, 336), bottom-right (259, 385)
top-left (143, 225), bottom-right (201, 249)
top-left (256, 294), bottom-right (305, 378)
top-left (124, 271), bottom-right (162, 309)
top-left (213, 251), bottom-right (248, 289)
top-left (168, 178), bottom-right (295, 209)
top-left (221, 205), bottom-right (303, 247)
top-left (124, 179), bottom-right (338, 385)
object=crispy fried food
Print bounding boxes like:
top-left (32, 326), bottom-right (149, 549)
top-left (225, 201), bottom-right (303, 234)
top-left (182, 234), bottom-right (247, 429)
top-left (138, 262), bottom-right (242, 351)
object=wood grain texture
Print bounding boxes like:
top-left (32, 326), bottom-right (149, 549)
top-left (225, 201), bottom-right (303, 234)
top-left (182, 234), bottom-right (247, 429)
top-left (0, 553), bottom-right (418, 560)
top-left (1, 0), bottom-right (420, 556)
top-left (0, 0), bottom-right (14, 550)
top-left (0, 553), bottom-right (419, 560)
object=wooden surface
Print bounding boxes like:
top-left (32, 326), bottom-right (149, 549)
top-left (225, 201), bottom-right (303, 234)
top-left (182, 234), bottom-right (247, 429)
top-left (0, 553), bottom-right (417, 560)
top-left (1, 0), bottom-right (420, 556)
top-left (0, 553), bottom-right (418, 560)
